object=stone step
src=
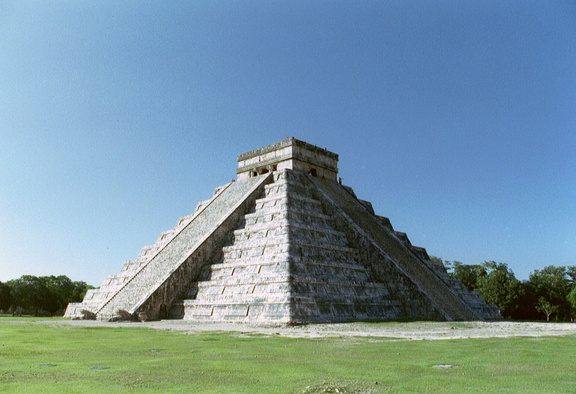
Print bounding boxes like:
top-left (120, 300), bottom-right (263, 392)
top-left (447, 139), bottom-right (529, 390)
top-left (179, 295), bottom-right (291, 306)
top-left (292, 287), bottom-right (390, 300)
top-left (205, 268), bottom-right (373, 285)
top-left (230, 220), bottom-right (348, 244)
top-left (241, 207), bottom-right (334, 228)
top-left (288, 229), bottom-right (349, 247)
top-left (176, 302), bottom-right (292, 322)
top-left (225, 234), bottom-right (350, 252)
top-left (263, 177), bottom-right (312, 192)
top-left (224, 252), bottom-right (362, 269)
top-left (193, 287), bottom-right (292, 301)
top-left (190, 274), bottom-right (384, 297)
top-left (291, 304), bottom-right (402, 322)
top-left (256, 189), bottom-right (321, 205)
top-left (220, 254), bottom-right (290, 266)
top-left (290, 274), bottom-right (387, 288)
top-left (231, 226), bottom-right (288, 242)
top-left (284, 242), bottom-right (358, 256)
top-left (223, 236), bottom-right (290, 250)
top-left (222, 244), bottom-right (290, 260)
top-left (208, 259), bottom-right (370, 274)
top-left (290, 265), bottom-right (372, 279)
top-left (208, 264), bottom-right (290, 279)
top-left (195, 276), bottom-right (290, 289)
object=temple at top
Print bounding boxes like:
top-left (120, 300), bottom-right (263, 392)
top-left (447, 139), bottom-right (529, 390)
top-left (237, 138), bottom-right (339, 181)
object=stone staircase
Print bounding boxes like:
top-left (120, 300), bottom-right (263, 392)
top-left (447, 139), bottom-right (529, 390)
top-left (64, 210), bottom-right (202, 318)
top-left (93, 174), bottom-right (272, 320)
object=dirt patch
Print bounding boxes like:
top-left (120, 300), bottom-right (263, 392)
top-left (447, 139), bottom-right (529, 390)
top-left (43, 319), bottom-right (576, 340)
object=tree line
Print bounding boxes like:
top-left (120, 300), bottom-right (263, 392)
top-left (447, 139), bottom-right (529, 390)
top-left (0, 275), bottom-right (93, 316)
top-left (2, 262), bottom-right (576, 320)
top-left (434, 258), bottom-right (576, 321)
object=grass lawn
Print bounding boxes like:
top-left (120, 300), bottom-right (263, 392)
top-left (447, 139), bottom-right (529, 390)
top-left (0, 318), bottom-right (574, 393)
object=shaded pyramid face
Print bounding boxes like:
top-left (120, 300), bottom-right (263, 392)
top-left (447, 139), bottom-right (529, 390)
top-left (171, 170), bottom-right (403, 323)
top-left (65, 138), bottom-right (500, 323)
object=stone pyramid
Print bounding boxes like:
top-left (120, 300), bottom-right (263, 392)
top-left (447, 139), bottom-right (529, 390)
top-left (66, 138), bottom-right (499, 323)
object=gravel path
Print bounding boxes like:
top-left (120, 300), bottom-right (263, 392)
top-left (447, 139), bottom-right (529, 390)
top-left (45, 319), bottom-right (576, 340)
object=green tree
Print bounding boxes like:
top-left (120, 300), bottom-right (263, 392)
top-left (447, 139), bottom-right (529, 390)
top-left (431, 256), bottom-right (486, 291)
top-left (7, 275), bottom-right (51, 314)
top-left (475, 261), bottom-right (523, 318)
top-left (567, 287), bottom-right (576, 320)
top-left (0, 281), bottom-right (12, 311)
top-left (6, 275), bottom-right (93, 315)
top-left (529, 266), bottom-right (572, 321)
top-left (536, 297), bottom-right (559, 321)
top-left (71, 280), bottom-right (93, 301)
top-left (42, 275), bottom-right (89, 313)
top-left (452, 261), bottom-right (486, 291)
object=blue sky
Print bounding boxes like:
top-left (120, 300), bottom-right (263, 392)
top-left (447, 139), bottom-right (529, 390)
top-left (1, 1), bottom-right (575, 285)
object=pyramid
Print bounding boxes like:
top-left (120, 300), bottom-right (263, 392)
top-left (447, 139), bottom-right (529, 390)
top-left (65, 138), bottom-right (499, 323)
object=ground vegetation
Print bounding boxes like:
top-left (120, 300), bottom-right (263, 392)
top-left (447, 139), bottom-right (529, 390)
top-left (0, 319), bottom-right (575, 393)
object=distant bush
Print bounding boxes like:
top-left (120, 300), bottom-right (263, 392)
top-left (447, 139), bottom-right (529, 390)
top-left (3, 275), bottom-right (94, 316)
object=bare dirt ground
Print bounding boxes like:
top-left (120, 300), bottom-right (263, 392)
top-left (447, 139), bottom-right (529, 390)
top-left (44, 319), bottom-right (576, 340)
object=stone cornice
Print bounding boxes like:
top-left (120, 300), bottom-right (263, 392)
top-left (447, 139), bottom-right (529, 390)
top-left (237, 137), bottom-right (339, 162)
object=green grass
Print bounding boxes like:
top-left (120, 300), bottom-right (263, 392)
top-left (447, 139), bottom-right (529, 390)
top-left (0, 319), bottom-right (575, 393)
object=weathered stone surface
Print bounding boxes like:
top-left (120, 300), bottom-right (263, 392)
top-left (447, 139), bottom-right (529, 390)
top-left (66, 138), bottom-right (499, 323)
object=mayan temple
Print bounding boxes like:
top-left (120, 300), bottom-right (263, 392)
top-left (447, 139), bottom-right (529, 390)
top-left (65, 138), bottom-right (499, 323)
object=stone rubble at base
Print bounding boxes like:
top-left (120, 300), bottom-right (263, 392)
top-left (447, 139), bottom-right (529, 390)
top-left (65, 138), bottom-right (500, 323)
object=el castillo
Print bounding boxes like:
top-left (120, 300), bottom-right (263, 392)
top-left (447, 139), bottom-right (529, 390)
top-left (65, 138), bottom-right (499, 323)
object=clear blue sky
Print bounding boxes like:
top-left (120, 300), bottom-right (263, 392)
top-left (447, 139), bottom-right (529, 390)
top-left (1, 1), bottom-right (575, 285)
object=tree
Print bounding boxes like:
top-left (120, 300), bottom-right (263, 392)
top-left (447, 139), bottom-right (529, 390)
top-left (6, 275), bottom-right (94, 315)
top-left (536, 297), bottom-right (559, 321)
top-left (529, 266), bottom-right (572, 321)
top-left (452, 261), bottom-right (486, 292)
top-left (0, 281), bottom-right (12, 311)
top-left (7, 275), bottom-right (51, 314)
top-left (431, 256), bottom-right (487, 291)
top-left (567, 287), bottom-right (576, 321)
top-left (70, 280), bottom-right (93, 302)
top-left (475, 261), bottom-right (523, 319)
top-left (42, 275), bottom-right (87, 314)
